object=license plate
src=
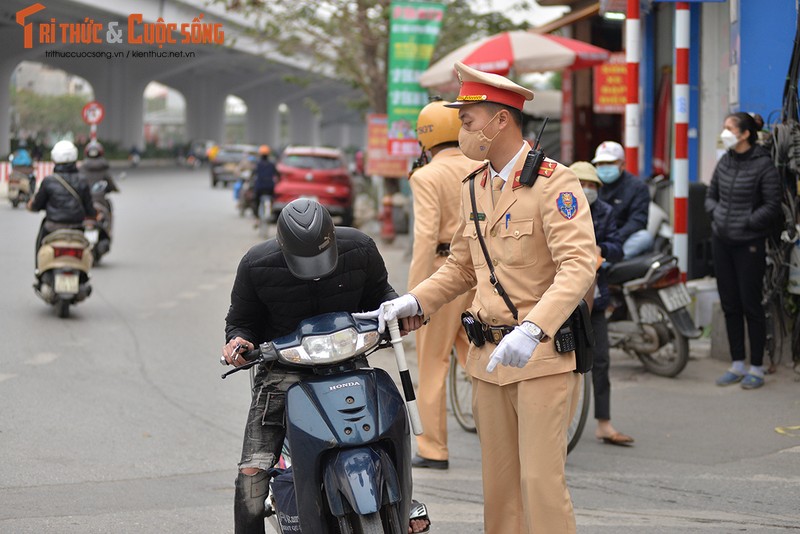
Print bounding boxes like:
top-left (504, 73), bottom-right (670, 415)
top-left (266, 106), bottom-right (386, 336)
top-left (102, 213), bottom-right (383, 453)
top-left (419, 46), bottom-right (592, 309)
top-left (659, 283), bottom-right (692, 312)
top-left (54, 273), bottom-right (79, 294)
top-left (85, 229), bottom-right (99, 245)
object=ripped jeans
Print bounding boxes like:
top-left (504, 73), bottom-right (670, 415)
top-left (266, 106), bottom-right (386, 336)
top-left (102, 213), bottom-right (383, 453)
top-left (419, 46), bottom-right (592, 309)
top-left (235, 365), bottom-right (305, 534)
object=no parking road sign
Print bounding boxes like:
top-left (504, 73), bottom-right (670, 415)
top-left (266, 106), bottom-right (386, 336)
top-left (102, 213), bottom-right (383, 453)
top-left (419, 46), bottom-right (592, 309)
top-left (82, 101), bottom-right (105, 125)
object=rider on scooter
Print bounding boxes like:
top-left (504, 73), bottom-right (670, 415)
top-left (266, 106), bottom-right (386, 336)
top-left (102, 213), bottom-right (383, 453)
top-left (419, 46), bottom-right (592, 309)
top-left (81, 140), bottom-right (120, 192)
top-left (221, 199), bottom-right (430, 534)
top-left (27, 140), bottom-right (96, 270)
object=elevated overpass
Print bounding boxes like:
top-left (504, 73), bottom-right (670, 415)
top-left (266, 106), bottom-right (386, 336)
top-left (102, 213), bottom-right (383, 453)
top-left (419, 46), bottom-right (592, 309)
top-left (0, 0), bottom-right (366, 153)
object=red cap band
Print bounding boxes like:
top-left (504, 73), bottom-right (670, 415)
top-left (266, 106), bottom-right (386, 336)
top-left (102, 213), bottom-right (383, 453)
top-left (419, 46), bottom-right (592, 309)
top-left (457, 81), bottom-right (526, 110)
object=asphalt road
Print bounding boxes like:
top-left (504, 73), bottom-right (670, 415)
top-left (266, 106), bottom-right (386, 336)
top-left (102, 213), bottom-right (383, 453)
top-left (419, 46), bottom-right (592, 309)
top-left (1, 167), bottom-right (799, 533)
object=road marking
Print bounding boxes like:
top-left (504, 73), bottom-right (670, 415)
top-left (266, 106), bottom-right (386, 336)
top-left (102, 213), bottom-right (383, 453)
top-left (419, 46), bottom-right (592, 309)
top-left (25, 352), bottom-right (59, 365)
top-left (0, 373), bottom-right (17, 382)
top-left (178, 291), bottom-right (199, 299)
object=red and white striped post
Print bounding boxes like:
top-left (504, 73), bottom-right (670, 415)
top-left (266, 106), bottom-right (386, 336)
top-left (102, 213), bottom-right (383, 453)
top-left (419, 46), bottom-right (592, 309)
top-left (625, 0), bottom-right (640, 175)
top-left (673, 2), bottom-right (690, 280)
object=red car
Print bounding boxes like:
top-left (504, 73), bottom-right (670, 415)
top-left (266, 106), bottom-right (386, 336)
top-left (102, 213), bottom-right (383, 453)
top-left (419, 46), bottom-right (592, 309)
top-left (273, 146), bottom-right (355, 226)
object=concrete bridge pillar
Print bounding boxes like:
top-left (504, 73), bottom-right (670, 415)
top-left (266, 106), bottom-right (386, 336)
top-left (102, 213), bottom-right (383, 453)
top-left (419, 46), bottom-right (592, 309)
top-left (240, 90), bottom-right (280, 147)
top-left (175, 79), bottom-right (227, 145)
top-left (287, 103), bottom-right (320, 147)
top-left (0, 61), bottom-right (17, 154)
top-left (85, 62), bottom-right (148, 151)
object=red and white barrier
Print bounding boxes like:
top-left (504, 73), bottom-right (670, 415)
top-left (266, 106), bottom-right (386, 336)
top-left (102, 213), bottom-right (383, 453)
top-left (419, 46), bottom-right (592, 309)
top-left (625, 0), bottom-right (640, 175)
top-left (0, 161), bottom-right (55, 184)
top-left (673, 2), bottom-right (690, 281)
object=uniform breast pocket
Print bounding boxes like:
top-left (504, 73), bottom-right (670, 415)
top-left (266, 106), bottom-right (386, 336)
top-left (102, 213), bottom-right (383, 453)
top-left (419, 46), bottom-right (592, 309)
top-left (462, 222), bottom-right (487, 267)
top-left (499, 218), bottom-right (535, 266)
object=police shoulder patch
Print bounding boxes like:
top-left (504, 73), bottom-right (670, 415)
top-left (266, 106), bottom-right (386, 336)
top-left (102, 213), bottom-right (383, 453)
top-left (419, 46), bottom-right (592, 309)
top-left (511, 169), bottom-right (523, 190)
top-left (461, 162), bottom-right (489, 184)
top-left (538, 161), bottom-right (558, 178)
top-left (557, 191), bottom-right (578, 220)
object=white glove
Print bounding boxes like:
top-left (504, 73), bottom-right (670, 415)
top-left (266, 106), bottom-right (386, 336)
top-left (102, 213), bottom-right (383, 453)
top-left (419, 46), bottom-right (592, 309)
top-left (353, 294), bottom-right (421, 333)
top-left (486, 325), bottom-right (540, 373)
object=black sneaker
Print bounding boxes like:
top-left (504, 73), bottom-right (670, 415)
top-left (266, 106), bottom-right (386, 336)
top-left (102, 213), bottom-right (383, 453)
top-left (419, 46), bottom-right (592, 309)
top-left (411, 454), bottom-right (449, 470)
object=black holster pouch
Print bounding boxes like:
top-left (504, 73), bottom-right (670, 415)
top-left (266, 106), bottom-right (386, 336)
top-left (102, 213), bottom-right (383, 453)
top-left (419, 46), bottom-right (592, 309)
top-left (461, 312), bottom-right (486, 347)
top-left (553, 300), bottom-right (594, 374)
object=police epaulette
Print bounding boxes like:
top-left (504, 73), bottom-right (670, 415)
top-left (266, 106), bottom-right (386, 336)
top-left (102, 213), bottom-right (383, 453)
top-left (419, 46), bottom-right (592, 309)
top-left (462, 162), bottom-right (489, 183)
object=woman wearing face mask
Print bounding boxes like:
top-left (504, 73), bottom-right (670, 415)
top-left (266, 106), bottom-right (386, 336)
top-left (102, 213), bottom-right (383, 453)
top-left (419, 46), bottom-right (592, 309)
top-left (570, 162), bottom-right (632, 445)
top-left (705, 112), bottom-right (782, 389)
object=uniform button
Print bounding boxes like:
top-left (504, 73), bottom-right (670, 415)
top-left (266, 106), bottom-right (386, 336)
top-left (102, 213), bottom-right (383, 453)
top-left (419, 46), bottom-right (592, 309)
top-left (491, 317), bottom-right (498, 324)
top-left (472, 231), bottom-right (477, 237)
top-left (514, 230), bottom-right (520, 237)
top-left (492, 258), bottom-right (499, 266)
top-left (490, 229), bottom-right (497, 237)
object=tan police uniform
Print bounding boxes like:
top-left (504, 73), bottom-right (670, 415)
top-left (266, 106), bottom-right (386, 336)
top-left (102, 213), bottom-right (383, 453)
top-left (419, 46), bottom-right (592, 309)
top-left (408, 147), bottom-right (476, 462)
top-left (409, 63), bottom-right (597, 534)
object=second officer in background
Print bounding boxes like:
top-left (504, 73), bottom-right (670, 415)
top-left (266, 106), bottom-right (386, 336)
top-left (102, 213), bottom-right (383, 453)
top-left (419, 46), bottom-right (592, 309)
top-left (407, 99), bottom-right (476, 470)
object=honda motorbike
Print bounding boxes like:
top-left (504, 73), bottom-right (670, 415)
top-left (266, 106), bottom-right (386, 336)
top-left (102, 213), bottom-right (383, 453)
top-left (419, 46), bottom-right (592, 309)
top-left (222, 313), bottom-right (423, 534)
top-left (34, 228), bottom-right (93, 318)
top-left (87, 177), bottom-right (120, 264)
top-left (606, 252), bottom-right (702, 377)
top-left (7, 167), bottom-right (35, 208)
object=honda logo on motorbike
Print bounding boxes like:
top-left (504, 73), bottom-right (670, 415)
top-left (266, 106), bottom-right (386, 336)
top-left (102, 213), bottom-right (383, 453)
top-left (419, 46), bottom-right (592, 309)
top-left (329, 381), bottom-right (361, 391)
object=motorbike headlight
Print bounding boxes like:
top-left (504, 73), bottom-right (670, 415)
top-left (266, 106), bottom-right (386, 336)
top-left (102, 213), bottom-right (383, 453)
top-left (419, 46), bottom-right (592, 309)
top-left (279, 328), bottom-right (380, 365)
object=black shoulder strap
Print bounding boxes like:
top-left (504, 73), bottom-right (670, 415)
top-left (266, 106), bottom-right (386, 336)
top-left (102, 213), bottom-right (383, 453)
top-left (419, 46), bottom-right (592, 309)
top-left (469, 174), bottom-right (518, 322)
top-left (51, 173), bottom-right (81, 203)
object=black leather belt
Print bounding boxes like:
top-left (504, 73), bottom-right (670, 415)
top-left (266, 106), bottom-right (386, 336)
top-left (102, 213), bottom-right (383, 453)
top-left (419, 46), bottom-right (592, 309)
top-left (435, 243), bottom-right (450, 257)
top-left (481, 323), bottom-right (514, 344)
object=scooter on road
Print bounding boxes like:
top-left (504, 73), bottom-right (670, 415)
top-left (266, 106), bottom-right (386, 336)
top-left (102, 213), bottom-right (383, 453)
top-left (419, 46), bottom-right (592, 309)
top-left (221, 313), bottom-right (423, 534)
top-left (34, 227), bottom-right (93, 318)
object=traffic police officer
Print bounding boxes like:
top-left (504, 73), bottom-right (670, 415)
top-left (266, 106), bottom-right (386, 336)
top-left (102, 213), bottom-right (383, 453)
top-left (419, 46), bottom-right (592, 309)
top-left (360, 62), bottom-right (597, 533)
top-left (408, 99), bottom-right (477, 470)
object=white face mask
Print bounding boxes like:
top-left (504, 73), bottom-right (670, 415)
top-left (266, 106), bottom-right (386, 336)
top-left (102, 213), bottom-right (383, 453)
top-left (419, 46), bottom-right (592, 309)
top-left (720, 129), bottom-right (738, 150)
top-left (582, 187), bottom-right (598, 205)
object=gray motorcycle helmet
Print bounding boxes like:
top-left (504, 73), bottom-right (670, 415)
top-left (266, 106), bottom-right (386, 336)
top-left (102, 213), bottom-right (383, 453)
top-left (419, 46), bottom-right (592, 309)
top-left (276, 199), bottom-right (338, 280)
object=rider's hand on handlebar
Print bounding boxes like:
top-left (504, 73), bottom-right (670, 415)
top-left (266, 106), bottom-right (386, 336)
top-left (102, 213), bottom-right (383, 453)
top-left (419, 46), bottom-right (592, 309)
top-left (353, 294), bottom-right (422, 333)
top-left (222, 337), bottom-right (254, 367)
top-left (400, 316), bottom-right (423, 335)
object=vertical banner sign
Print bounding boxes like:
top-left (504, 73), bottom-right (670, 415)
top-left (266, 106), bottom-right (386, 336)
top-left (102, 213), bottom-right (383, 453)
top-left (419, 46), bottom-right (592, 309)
top-left (387, 1), bottom-right (446, 157)
top-left (366, 114), bottom-right (411, 177)
top-left (593, 52), bottom-right (627, 113)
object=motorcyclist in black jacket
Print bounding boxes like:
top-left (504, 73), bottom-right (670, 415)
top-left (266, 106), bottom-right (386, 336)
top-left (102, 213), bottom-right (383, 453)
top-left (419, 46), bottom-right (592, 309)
top-left (81, 140), bottom-right (120, 192)
top-left (27, 140), bottom-right (96, 269)
top-left (221, 199), bottom-right (428, 534)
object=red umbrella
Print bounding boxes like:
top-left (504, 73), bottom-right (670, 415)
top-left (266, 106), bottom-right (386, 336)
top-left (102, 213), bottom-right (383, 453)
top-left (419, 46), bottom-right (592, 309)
top-left (419, 30), bottom-right (611, 89)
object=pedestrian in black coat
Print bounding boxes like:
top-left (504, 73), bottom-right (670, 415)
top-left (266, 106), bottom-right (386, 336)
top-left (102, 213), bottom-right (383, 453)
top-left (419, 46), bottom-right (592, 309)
top-left (706, 112), bottom-right (782, 390)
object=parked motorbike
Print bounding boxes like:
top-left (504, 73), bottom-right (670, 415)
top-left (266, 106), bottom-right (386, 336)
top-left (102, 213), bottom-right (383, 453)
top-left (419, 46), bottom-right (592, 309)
top-left (34, 228), bottom-right (93, 318)
top-left (222, 313), bottom-right (423, 534)
top-left (87, 176), bottom-right (121, 264)
top-left (606, 252), bottom-right (702, 377)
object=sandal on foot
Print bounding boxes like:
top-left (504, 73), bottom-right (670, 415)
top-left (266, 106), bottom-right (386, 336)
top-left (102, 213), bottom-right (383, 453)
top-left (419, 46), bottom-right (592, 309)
top-left (740, 373), bottom-right (764, 389)
top-left (409, 500), bottom-right (431, 533)
top-left (599, 432), bottom-right (634, 446)
top-left (716, 371), bottom-right (744, 386)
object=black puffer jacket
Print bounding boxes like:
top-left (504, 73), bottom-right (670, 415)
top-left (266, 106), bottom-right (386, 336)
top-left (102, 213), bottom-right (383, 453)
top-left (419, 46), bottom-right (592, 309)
top-left (29, 163), bottom-right (96, 223)
top-left (81, 158), bottom-right (119, 192)
top-left (705, 145), bottom-right (782, 243)
top-left (597, 170), bottom-right (650, 242)
top-left (225, 227), bottom-right (398, 345)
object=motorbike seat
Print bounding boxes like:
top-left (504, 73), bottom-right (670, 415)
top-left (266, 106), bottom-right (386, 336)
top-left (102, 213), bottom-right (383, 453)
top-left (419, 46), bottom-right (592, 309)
top-left (606, 251), bottom-right (674, 285)
top-left (41, 229), bottom-right (90, 248)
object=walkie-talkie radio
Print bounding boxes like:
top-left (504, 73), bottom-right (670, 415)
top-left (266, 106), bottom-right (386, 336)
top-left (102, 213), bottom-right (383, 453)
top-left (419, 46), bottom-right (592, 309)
top-left (518, 117), bottom-right (549, 187)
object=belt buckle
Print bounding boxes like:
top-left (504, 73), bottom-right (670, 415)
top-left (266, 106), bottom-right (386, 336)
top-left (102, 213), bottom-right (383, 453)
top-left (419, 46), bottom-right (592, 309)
top-left (491, 329), bottom-right (503, 343)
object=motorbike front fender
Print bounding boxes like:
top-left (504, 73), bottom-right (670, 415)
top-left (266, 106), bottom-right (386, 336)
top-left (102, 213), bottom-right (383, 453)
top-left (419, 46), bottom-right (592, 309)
top-left (322, 447), bottom-right (401, 517)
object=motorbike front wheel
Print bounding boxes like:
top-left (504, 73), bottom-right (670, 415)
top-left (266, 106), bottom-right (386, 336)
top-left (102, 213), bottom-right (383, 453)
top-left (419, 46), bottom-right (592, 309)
top-left (338, 511), bottom-right (384, 534)
top-left (632, 298), bottom-right (689, 377)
